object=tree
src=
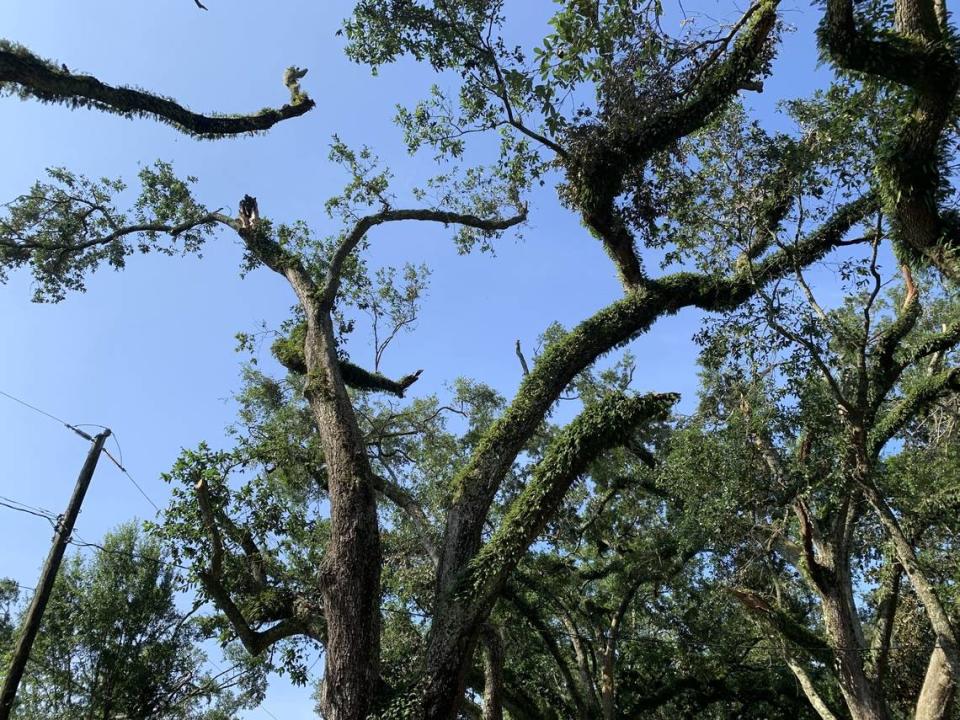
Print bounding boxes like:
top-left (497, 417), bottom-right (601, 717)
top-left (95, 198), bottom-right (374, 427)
top-left (684, 236), bottom-right (960, 720)
top-left (3, 1), bottom-right (960, 719)
top-left (1, 524), bottom-right (263, 719)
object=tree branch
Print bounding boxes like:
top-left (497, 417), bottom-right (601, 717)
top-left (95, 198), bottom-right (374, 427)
top-left (869, 557), bottom-right (902, 686)
top-left (193, 475), bottom-right (322, 654)
top-left (564, 0), bottom-right (780, 288)
top-left (461, 391), bottom-right (677, 624)
top-left (0, 212), bottom-right (222, 257)
top-left (272, 324), bottom-right (424, 396)
top-left (870, 367), bottom-right (960, 454)
top-left (479, 624), bottom-right (505, 720)
top-left (0, 41), bottom-right (314, 138)
top-left (818, 0), bottom-right (960, 279)
top-left (374, 463), bottom-right (439, 565)
top-left (438, 193), bottom-right (874, 610)
top-left (869, 279), bottom-right (922, 406)
top-left (318, 205), bottom-right (527, 311)
top-left (784, 654), bottom-right (841, 720)
top-left (503, 585), bottom-right (588, 717)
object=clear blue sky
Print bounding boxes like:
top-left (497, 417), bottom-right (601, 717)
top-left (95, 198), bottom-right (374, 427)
top-left (0, 1), bottom-right (827, 716)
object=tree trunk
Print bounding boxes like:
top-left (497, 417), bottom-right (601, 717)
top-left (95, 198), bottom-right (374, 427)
top-left (302, 312), bottom-right (383, 720)
top-left (812, 581), bottom-right (888, 720)
top-left (859, 482), bottom-right (959, 720)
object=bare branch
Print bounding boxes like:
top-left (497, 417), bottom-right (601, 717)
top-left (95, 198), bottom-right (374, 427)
top-left (318, 206), bottom-right (527, 311)
top-left (374, 463), bottom-right (439, 565)
top-left (514, 340), bottom-right (530, 376)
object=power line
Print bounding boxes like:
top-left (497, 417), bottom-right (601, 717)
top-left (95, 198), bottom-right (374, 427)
top-left (0, 389), bottom-right (70, 429)
top-left (0, 496), bottom-right (185, 571)
top-left (0, 388), bottom-right (162, 513)
top-left (99, 447), bottom-right (161, 512)
top-left (0, 397), bottom-right (286, 718)
top-left (0, 496), bottom-right (57, 525)
top-left (0, 388), bottom-right (97, 443)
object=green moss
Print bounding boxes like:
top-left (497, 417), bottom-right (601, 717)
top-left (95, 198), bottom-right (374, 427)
top-left (459, 391), bottom-right (677, 601)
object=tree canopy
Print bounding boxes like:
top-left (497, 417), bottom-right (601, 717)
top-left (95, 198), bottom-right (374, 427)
top-left (2, 1), bottom-right (960, 719)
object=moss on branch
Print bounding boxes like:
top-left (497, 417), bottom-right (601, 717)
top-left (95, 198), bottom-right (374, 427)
top-left (817, 0), bottom-right (960, 279)
top-left (0, 40), bottom-right (314, 138)
top-left (272, 323), bottom-right (423, 397)
top-left (870, 367), bottom-right (960, 454)
top-left (460, 391), bottom-right (678, 605)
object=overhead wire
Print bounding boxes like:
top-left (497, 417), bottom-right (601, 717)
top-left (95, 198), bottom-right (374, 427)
top-left (0, 387), bottom-right (162, 512)
top-left (0, 392), bottom-right (292, 718)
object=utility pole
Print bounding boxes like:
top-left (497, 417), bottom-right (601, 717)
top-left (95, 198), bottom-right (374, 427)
top-left (0, 430), bottom-right (110, 720)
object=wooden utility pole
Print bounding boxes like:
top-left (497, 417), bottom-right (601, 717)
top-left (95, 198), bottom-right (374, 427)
top-left (0, 430), bottom-right (110, 720)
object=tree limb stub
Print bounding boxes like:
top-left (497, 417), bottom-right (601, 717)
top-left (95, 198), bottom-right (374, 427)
top-left (272, 322), bottom-right (424, 397)
top-left (0, 41), bottom-right (314, 138)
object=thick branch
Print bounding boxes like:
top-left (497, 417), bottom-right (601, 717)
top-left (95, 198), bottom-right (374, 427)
top-left (818, 0), bottom-right (960, 279)
top-left (870, 288), bottom-right (922, 406)
top-left (0, 42), bottom-right (314, 138)
top-left (564, 0), bottom-right (780, 287)
top-left (819, 0), bottom-right (949, 88)
top-left (439, 193), bottom-right (874, 605)
top-left (870, 367), bottom-right (960, 454)
top-left (857, 479), bottom-right (960, 720)
top-left (902, 319), bottom-right (960, 373)
top-left (422, 393), bottom-right (675, 719)
top-left (869, 559), bottom-right (902, 686)
top-left (193, 476), bottom-right (320, 654)
top-left (194, 474), bottom-right (224, 580)
top-left (197, 570), bottom-right (313, 655)
top-left (461, 392), bottom-right (677, 611)
top-left (785, 655), bottom-right (841, 720)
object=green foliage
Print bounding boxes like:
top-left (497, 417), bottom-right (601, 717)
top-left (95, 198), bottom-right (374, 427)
top-left (0, 579), bottom-right (18, 652)
top-left (4, 524), bottom-right (261, 720)
top-left (8, 2), bottom-right (960, 718)
top-left (0, 162), bottom-right (215, 302)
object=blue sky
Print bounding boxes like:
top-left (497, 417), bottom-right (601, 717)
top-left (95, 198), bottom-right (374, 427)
top-left (0, 1), bottom-right (829, 716)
